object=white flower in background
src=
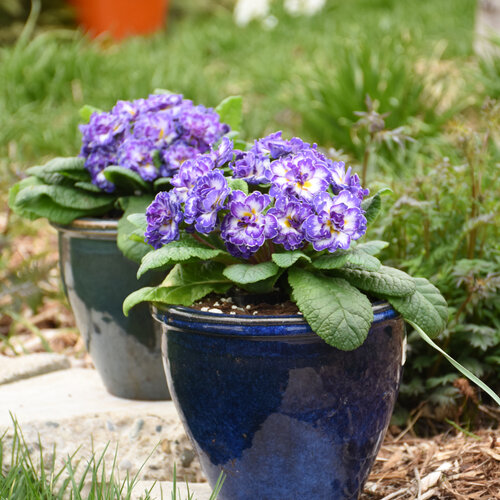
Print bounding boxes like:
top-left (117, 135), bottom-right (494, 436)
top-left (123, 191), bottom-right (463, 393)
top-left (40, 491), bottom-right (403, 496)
top-left (284, 0), bottom-right (326, 16)
top-left (234, 0), bottom-right (271, 26)
top-left (234, 0), bottom-right (326, 26)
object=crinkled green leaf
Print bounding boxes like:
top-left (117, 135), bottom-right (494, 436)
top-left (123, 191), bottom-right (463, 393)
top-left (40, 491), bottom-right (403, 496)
top-left (12, 196), bottom-right (96, 225)
top-left (26, 157), bottom-right (88, 181)
top-left (9, 177), bottom-right (88, 224)
top-left (389, 277), bottom-right (448, 338)
top-left (223, 261), bottom-right (279, 284)
top-left (124, 262), bottom-right (231, 314)
top-left (127, 213), bottom-right (148, 232)
top-left (14, 184), bottom-right (115, 210)
top-left (272, 251), bottom-right (311, 268)
top-left (355, 240), bottom-right (389, 256)
top-left (8, 177), bottom-right (41, 210)
top-left (79, 104), bottom-right (103, 123)
top-left (129, 227), bottom-right (147, 243)
top-left (288, 268), bottom-right (373, 350)
top-left (153, 177), bottom-right (171, 191)
top-left (102, 165), bottom-right (152, 194)
top-left (74, 181), bottom-right (102, 193)
top-left (334, 265), bottom-right (416, 297)
top-left (24, 166), bottom-right (75, 186)
top-left (361, 188), bottom-right (391, 225)
top-left (153, 88), bottom-right (175, 95)
top-left (215, 95), bottom-right (242, 132)
top-left (137, 235), bottom-right (227, 278)
top-left (227, 178), bottom-right (249, 194)
top-left (117, 195), bottom-right (155, 263)
top-left (313, 248), bottom-right (381, 271)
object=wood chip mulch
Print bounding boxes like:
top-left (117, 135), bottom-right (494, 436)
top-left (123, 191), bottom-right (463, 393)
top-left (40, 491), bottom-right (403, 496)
top-left (362, 428), bottom-right (500, 499)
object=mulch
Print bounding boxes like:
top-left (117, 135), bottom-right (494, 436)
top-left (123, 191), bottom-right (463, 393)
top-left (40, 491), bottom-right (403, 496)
top-left (363, 429), bottom-right (500, 499)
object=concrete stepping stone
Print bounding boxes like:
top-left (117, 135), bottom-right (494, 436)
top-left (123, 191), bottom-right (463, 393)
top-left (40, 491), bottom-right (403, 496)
top-left (0, 353), bottom-right (70, 385)
top-left (0, 366), bottom-right (212, 499)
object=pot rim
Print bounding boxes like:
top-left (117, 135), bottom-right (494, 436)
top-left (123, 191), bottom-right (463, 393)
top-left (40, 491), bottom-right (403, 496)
top-left (152, 300), bottom-right (400, 329)
top-left (51, 217), bottom-right (118, 240)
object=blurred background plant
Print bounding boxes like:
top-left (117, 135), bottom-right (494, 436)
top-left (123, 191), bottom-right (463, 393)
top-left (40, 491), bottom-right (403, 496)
top-left (367, 98), bottom-right (500, 430)
top-left (0, 0), bottom-right (499, 429)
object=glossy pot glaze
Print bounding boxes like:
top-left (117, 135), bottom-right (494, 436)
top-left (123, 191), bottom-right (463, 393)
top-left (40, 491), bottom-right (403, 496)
top-left (154, 303), bottom-right (405, 500)
top-left (55, 218), bottom-right (169, 400)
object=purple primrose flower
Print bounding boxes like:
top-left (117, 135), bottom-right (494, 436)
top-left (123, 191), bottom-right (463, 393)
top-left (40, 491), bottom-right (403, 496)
top-left (328, 161), bottom-right (370, 200)
top-left (254, 131), bottom-right (314, 159)
top-left (211, 137), bottom-right (234, 167)
top-left (268, 149), bottom-right (331, 202)
top-left (118, 138), bottom-right (159, 181)
top-left (221, 191), bottom-right (278, 257)
top-left (79, 93), bottom-right (229, 190)
top-left (268, 195), bottom-right (313, 250)
top-left (230, 150), bottom-right (271, 184)
top-left (304, 191), bottom-right (367, 252)
top-left (184, 171), bottom-right (230, 233)
top-left (161, 140), bottom-right (203, 177)
top-left (171, 155), bottom-right (216, 202)
top-left (144, 191), bottom-right (183, 249)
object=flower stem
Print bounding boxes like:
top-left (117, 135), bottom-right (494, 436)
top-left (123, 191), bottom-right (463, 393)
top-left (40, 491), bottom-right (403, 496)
top-left (192, 233), bottom-right (218, 250)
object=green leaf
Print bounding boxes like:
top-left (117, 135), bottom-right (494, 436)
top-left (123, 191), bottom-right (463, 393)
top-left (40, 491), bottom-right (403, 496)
top-left (272, 251), bottom-right (311, 268)
top-left (137, 235), bottom-right (227, 278)
top-left (153, 177), bottom-right (171, 191)
top-left (409, 321), bottom-right (500, 407)
top-left (223, 261), bottom-right (279, 284)
top-left (223, 262), bottom-right (279, 285)
top-left (14, 184), bottom-right (115, 210)
top-left (102, 166), bottom-right (152, 193)
top-left (153, 88), bottom-right (175, 95)
top-left (227, 178), bottom-right (249, 195)
top-left (388, 277), bottom-right (448, 338)
top-left (127, 213), bottom-right (148, 232)
top-left (313, 248), bottom-right (381, 271)
top-left (74, 181), bottom-right (103, 193)
top-left (25, 166), bottom-right (74, 186)
top-left (8, 177), bottom-right (41, 210)
top-left (26, 157), bottom-right (89, 183)
top-left (361, 194), bottom-right (381, 225)
top-left (355, 240), bottom-right (389, 256)
top-left (79, 104), bottom-right (103, 123)
top-left (117, 195), bottom-right (155, 263)
top-left (124, 262), bottom-right (231, 314)
top-left (215, 96), bottom-right (243, 132)
top-left (13, 196), bottom-right (95, 225)
top-left (361, 188), bottom-right (391, 225)
top-left (333, 265), bottom-right (416, 297)
top-left (288, 268), bottom-right (373, 350)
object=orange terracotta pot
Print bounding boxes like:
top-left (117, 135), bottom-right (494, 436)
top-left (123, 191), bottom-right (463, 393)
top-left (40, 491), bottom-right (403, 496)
top-left (71, 0), bottom-right (169, 40)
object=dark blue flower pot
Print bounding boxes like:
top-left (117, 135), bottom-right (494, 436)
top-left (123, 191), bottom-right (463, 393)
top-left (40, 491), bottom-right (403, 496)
top-left (153, 303), bottom-right (405, 499)
top-left (55, 218), bottom-right (169, 400)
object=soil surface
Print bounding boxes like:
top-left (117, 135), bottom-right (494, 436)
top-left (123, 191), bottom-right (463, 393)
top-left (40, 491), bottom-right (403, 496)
top-left (192, 293), bottom-right (300, 316)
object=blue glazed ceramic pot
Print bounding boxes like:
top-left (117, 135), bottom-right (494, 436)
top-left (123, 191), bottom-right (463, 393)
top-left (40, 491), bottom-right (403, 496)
top-left (153, 302), bottom-right (405, 499)
top-left (55, 218), bottom-right (169, 400)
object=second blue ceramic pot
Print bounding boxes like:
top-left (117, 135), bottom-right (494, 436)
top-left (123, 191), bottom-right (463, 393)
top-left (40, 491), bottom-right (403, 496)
top-left (154, 302), bottom-right (405, 499)
top-left (55, 218), bottom-right (170, 400)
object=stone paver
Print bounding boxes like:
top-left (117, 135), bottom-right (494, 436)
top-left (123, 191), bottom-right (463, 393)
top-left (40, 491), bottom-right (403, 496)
top-left (0, 365), bottom-right (211, 499)
top-left (0, 353), bottom-right (70, 385)
top-left (0, 367), bottom-right (173, 426)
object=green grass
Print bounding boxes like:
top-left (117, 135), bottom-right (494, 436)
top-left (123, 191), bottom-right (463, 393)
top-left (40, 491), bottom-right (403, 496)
top-left (0, 0), bottom-right (476, 190)
top-left (0, 417), bottom-right (221, 500)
